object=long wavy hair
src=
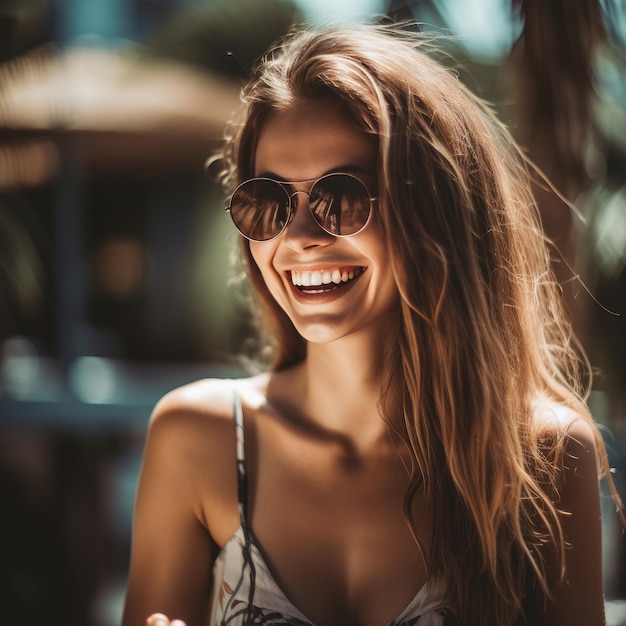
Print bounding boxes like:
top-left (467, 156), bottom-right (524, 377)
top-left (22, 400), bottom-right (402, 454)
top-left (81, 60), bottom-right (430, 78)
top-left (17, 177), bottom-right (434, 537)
top-left (220, 24), bottom-right (616, 625)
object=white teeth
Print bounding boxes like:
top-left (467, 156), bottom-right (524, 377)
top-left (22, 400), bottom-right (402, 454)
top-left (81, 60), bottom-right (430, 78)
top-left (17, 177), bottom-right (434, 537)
top-left (290, 267), bottom-right (363, 288)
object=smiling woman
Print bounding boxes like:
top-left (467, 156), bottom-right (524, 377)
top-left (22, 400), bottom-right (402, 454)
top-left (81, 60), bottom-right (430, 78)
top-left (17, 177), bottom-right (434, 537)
top-left (245, 99), bottom-right (396, 346)
top-left (122, 23), bottom-right (623, 626)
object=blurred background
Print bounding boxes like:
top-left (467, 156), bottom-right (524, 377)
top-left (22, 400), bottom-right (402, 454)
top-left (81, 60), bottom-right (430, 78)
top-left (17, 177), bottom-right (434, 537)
top-left (0, 0), bottom-right (625, 624)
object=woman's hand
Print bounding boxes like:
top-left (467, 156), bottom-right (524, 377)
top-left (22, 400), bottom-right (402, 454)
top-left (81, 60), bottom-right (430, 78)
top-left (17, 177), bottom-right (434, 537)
top-left (146, 613), bottom-right (187, 626)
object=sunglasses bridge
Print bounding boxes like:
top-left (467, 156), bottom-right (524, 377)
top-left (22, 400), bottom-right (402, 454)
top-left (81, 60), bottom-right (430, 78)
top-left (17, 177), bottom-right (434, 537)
top-left (286, 187), bottom-right (320, 218)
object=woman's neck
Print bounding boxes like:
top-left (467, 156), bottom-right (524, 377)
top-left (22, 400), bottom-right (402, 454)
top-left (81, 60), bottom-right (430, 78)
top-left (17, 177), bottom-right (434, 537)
top-left (289, 337), bottom-right (391, 446)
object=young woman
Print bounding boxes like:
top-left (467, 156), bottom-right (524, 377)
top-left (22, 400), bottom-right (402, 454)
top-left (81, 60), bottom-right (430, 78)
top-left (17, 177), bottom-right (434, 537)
top-left (122, 24), bottom-right (621, 626)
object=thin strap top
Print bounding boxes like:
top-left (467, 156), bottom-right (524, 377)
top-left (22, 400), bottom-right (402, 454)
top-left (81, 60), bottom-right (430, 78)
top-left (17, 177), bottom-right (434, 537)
top-left (208, 386), bottom-right (457, 625)
top-left (233, 384), bottom-right (250, 533)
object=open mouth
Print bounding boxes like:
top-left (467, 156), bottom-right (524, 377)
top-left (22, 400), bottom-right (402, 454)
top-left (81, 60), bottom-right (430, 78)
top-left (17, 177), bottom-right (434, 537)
top-left (289, 267), bottom-right (365, 294)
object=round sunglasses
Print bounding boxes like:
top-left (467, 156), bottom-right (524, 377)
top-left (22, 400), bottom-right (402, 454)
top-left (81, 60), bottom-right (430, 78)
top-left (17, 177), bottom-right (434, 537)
top-left (226, 172), bottom-right (376, 242)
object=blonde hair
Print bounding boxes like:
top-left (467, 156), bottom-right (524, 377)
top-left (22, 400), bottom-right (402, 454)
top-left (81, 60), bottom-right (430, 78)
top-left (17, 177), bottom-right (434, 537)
top-left (221, 24), bottom-right (617, 625)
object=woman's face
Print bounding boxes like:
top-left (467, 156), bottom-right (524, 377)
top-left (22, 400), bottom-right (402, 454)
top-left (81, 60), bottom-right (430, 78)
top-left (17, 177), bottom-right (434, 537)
top-left (249, 99), bottom-right (398, 346)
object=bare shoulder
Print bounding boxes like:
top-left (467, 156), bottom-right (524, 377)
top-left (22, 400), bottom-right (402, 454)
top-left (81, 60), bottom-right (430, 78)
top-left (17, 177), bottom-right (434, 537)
top-left (139, 375), bottom-right (270, 544)
top-left (531, 394), bottom-right (600, 463)
top-left (530, 399), bottom-right (606, 625)
top-left (152, 377), bottom-right (235, 422)
top-left (531, 394), bottom-right (603, 511)
top-left (149, 374), bottom-right (269, 436)
top-left (143, 374), bottom-right (273, 486)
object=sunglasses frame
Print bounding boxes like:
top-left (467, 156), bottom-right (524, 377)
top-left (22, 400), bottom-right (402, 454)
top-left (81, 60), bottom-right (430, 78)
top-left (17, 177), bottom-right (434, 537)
top-left (226, 172), bottom-right (377, 242)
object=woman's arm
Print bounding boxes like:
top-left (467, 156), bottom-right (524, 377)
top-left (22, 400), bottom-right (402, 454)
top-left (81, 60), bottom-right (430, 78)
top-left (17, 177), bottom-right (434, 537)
top-left (122, 387), bottom-right (229, 626)
top-left (538, 417), bottom-right (607, 626)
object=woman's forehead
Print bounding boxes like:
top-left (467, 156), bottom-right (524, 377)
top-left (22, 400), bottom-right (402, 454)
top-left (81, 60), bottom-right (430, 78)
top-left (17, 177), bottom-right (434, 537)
top-left (253, 100), bottom-right (377, 179)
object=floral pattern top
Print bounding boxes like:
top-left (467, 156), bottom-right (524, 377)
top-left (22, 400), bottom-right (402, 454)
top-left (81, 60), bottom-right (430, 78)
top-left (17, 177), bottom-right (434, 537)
top-left (209, 389), bottom-right (457, 626)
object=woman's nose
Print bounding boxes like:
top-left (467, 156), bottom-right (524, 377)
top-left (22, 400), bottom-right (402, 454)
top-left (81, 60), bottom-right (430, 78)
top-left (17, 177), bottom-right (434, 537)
top-left (282, 191), bottom-right (333, 249)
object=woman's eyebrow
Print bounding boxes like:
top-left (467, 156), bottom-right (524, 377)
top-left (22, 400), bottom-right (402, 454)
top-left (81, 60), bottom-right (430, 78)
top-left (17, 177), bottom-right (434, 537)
top-left (254, 169), bottom-right (285, 180)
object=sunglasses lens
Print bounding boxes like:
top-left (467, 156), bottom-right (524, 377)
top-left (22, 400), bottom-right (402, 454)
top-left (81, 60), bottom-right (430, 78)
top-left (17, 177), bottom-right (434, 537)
top-left (309, 174), bottom-right (371, 236)
top-left (229, 179), bottom-right (290, 241)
